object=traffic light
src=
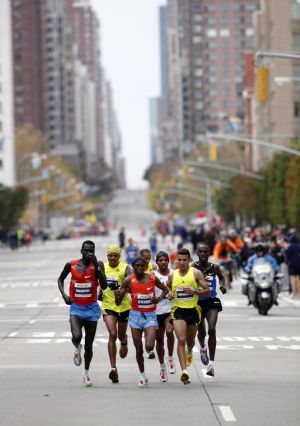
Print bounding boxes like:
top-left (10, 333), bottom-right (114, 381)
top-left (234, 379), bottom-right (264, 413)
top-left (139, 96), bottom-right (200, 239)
top-left (257, 67), bottom-right (269, 102)
top-left (209, 143), bottom-right (217, 161)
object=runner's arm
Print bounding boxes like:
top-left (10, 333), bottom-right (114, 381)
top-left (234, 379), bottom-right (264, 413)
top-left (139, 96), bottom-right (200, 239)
top-left (194, 269), bottom-right (210, 297)
top-left (214, 264), bottom-right (227, 294)
top-left (166, 272), bottom-right (174, 299)
top-left (115, 277), bottom-right (131, 305)
top-left (58, 262), bottom-right (72, 305)
top-left (93, 258), bottom-right (107, 290)
top-left (153, 276), bottom-right (168, 303)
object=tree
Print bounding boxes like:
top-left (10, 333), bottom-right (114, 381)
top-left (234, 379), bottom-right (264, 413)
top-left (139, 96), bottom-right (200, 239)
top-left (0, 187), bottom-right (29, 228)
top-left (285, 156), bottom-right (300, 227)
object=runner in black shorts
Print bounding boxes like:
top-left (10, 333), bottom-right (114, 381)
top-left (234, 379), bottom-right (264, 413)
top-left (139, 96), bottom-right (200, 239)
top-left (192, 244), bottom-right (227, 377)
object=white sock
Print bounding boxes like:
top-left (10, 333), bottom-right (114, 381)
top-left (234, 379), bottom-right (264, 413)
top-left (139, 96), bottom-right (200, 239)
top-left (74, 344), bottom-right (81, 352)
top-left (160, 363), bottom-right (166, 370)
top-left (208, 361), bottom-right (214, 367)
top-left (83, 369), bottom-right (89, 376)
top-left (140, 371), bottom-right (146, 378)
top-left (168, 356), bottom-right (173, 361)
top-left (200, 345), bottom-right (207, 351)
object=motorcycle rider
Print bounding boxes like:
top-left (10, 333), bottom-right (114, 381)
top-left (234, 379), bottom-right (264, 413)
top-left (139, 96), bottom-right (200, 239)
top-left (244, 243), bottom-right (279, 305)
top-left (213, 234), bottom-right (238, 288)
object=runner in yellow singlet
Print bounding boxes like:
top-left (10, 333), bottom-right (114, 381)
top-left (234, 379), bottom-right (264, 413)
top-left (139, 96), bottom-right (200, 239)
top-left (101, 245), bottom-right (132, 383)
top-left (167, 248), bottom-right (210, 384)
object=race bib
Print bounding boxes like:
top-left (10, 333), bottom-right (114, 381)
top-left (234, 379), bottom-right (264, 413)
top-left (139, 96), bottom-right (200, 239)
top-left (74, 282), bottom-right (92, 298)
top-left (137, 293), bottom-right (154, 309)
top-left (176, 286), bottom-right (194, 300)
top-left (106, 275), bottom-right (119, 290)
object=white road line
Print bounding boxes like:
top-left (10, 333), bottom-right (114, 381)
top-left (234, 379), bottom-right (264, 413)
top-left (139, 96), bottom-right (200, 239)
top-left (0, 303), bottom-right (4, 309)
top-left (8, 331), bottom-right (19, 338)
top-left (32, 332), bottom-right (55, 338)
top-left (266, 345), bottom-right (300, 350)
top-left (26, 303), bottom-right (39, 308)
top-left (248, 317), bottom-right (300, 321)
top-left (219, 405), bottom-right (237, 422)
top-left (28, 319), bottom-right (36, 324)
top-left (26, 339), bottom-right (51, 343)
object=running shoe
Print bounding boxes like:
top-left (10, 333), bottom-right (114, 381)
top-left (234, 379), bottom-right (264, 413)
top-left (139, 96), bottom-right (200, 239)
top-left (180, 370), bottom-right (190, 385)
top-left (138, 376), bottom-right (149, 388)
top-left (160, 366), bottom-right (168, 382)
top-left (200, 347), bottom-right (209, 366)
top-left (73, 344), bottom-right (82, 367)
top-left (168, 359), bottom-right (176, 374)
top-left (206, 364), bottom-right (215, 377)
top-left (186, 351), bottom-right (193, 367)
top-left (145, 350), bottom-right (155, 359)
top-left (82, 374), bottom-right (92, 387)
top-left (109, 368), bottom-right (119, 383)
top-left (119, 344), bottom-right (128, 359)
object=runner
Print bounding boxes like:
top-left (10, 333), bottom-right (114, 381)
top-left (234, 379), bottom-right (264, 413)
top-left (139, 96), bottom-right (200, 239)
top-left (102, 245), bottom-right (132, 383)
top-left (140, 247), bottom-right (157, 359)
top-left (125, 238), bottom-right (139, 265)
top-left (140, 248), bottom-right (157, 272)
top-left (167, 248), bottom-right (210, 385)
top-left (192, 244), bottom-right (226, 377)
top-left (58, 240), bottom-right (107, 387)
top-left (116, 256), bottom-right (168, 387)
top-left (154, 251), bottom-right (176, 382)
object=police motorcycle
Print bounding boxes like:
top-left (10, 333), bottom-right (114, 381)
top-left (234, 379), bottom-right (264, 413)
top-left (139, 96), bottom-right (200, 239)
top-left (241, 258), bottom-right (283, 315)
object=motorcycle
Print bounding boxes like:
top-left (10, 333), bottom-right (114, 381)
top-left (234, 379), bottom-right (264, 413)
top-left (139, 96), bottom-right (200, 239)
top-left (241, 258), bottom-right (283, 315)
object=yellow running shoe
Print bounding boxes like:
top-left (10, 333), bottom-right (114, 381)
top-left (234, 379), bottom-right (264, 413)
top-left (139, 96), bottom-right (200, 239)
top-left (180, 370), bottom-right (190, 385)
top-left (186, 351), bottom-right (193, 367)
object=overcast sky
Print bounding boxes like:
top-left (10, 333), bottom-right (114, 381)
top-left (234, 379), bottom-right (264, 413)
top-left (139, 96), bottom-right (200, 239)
top-left (92, 0), bottom-right (166, 189)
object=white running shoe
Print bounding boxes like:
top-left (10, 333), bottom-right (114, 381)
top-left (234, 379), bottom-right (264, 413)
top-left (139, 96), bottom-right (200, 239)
top-left (160, 366), bottom-right (168, 382)
top-left (73, 344), bottom-right (82, 366)
top-left (138, 376), bottom-right (149, 388)
top-left (82, 374), bottom-right (92, 387)
top-left (206, 363), bottom-right (215, 377)
top-left (168, 359), bottom-right (176, 374)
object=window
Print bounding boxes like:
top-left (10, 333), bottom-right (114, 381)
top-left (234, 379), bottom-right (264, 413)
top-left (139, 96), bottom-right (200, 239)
top-left (292, 32), bottom-right (300, 48)
top-left (193, 36), bottom-right (201, 44)
top-left (291, 0), bottom-right (300, 19)
top-left (293, 64), bottom-right (300, 88)
top-left (207, 29), bottom-right (217, 38)
top-left (220, 28), bottom-right (230, 37)
top-left (246, 28), bottom-right (254, 37)
top-left (193, 25), bottom-right (201, 33)
top-left (295, 102), bottom-right (300, 117)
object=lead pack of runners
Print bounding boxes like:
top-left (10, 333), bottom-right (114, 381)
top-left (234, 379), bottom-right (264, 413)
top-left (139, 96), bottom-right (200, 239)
top-left (58, 241), bottom-right (226, 387)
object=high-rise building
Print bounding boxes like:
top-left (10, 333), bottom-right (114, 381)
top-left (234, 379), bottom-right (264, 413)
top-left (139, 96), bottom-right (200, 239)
top-left (10, 0), bottom-right (120, 186)
top-left (0, 0), bottom-right (15, 187)
top-left (253, 0), bottom-right (300, 170)
top-left (152, 0), bottom-right (260, 167)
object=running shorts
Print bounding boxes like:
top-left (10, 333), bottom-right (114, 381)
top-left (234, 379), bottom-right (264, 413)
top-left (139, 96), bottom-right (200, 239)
top-left (103, 309), bottom-right (130, 323)
top-left (70, 301), bottom-right (101, 321)
top-left (128, 310), bottom-right (158, 330)
top-left (198, 297), bottom-right (222, 317)
top-left (156, 312), bottom-right (171, 328)
top-left (170, 306), bottom-right (201, 325)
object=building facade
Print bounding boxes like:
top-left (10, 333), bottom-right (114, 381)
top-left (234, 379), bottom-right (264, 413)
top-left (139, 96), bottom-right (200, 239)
top-left (253, 0), bottom-right (300, 170)
top-left (0, 0), bottom-right (16, 187)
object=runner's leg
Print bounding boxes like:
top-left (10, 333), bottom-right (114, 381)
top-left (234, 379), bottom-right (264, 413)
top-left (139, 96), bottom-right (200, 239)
top-left (131, 328), bottom-right (145, 373)
top-left (83, 320), bottom-right (98, 371)
top-left (206, 309), bottom-right (218, 361)
top-left (103, 315), bottom-right (118, 368)
top-left (155, 326), bottom-right (165, 364)
top-left (70, 315), bottom-right (84, 348)
top-left (173, 320), bottom-right (187, 370)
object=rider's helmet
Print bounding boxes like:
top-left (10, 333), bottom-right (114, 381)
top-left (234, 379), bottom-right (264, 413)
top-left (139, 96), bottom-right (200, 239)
top-left (255, 243), bottom-right (267, 256)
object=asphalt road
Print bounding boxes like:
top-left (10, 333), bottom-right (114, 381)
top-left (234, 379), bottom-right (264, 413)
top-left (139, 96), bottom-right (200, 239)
top-left (0, 191), bottom-right (300, 425)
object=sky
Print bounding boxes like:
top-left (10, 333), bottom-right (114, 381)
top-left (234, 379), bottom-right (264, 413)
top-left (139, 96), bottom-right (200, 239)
top-left (92, 0), bottom-right (166, 189)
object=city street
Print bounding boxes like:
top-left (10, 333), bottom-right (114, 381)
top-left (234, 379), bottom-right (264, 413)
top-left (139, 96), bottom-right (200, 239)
top-left (0, 230), bottom-right (299, 426)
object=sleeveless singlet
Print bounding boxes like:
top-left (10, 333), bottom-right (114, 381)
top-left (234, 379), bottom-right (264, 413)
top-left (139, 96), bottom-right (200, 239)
top-left (193, 262), bottom-right (218, 301)
top-left (130, 273), bottom-right (156, 312)
top-left (172, 267), bottom-right (198, 309)
top-left (69, 259), bottom-right (98, 306)
top-left (102, 262), bottom-right (131, 313)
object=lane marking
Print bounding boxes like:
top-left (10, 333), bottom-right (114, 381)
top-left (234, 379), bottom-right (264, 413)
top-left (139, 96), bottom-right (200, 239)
top-left (219, 405), bottom-right (237, 422)
top-left (266, 345), bottom-right (300, 350)
top-left (248, 317), bottom-right (300, 321)
top-left (26, 339), bottom-right (51, 343)
top-left (28, 320), bottom-right (36, 324)
top-left (32, 332), bottom-right (55, 338)
top-left (8, 331), bottom-right (19, 338)
top-left (25, 303), bottom-right (39, 308)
